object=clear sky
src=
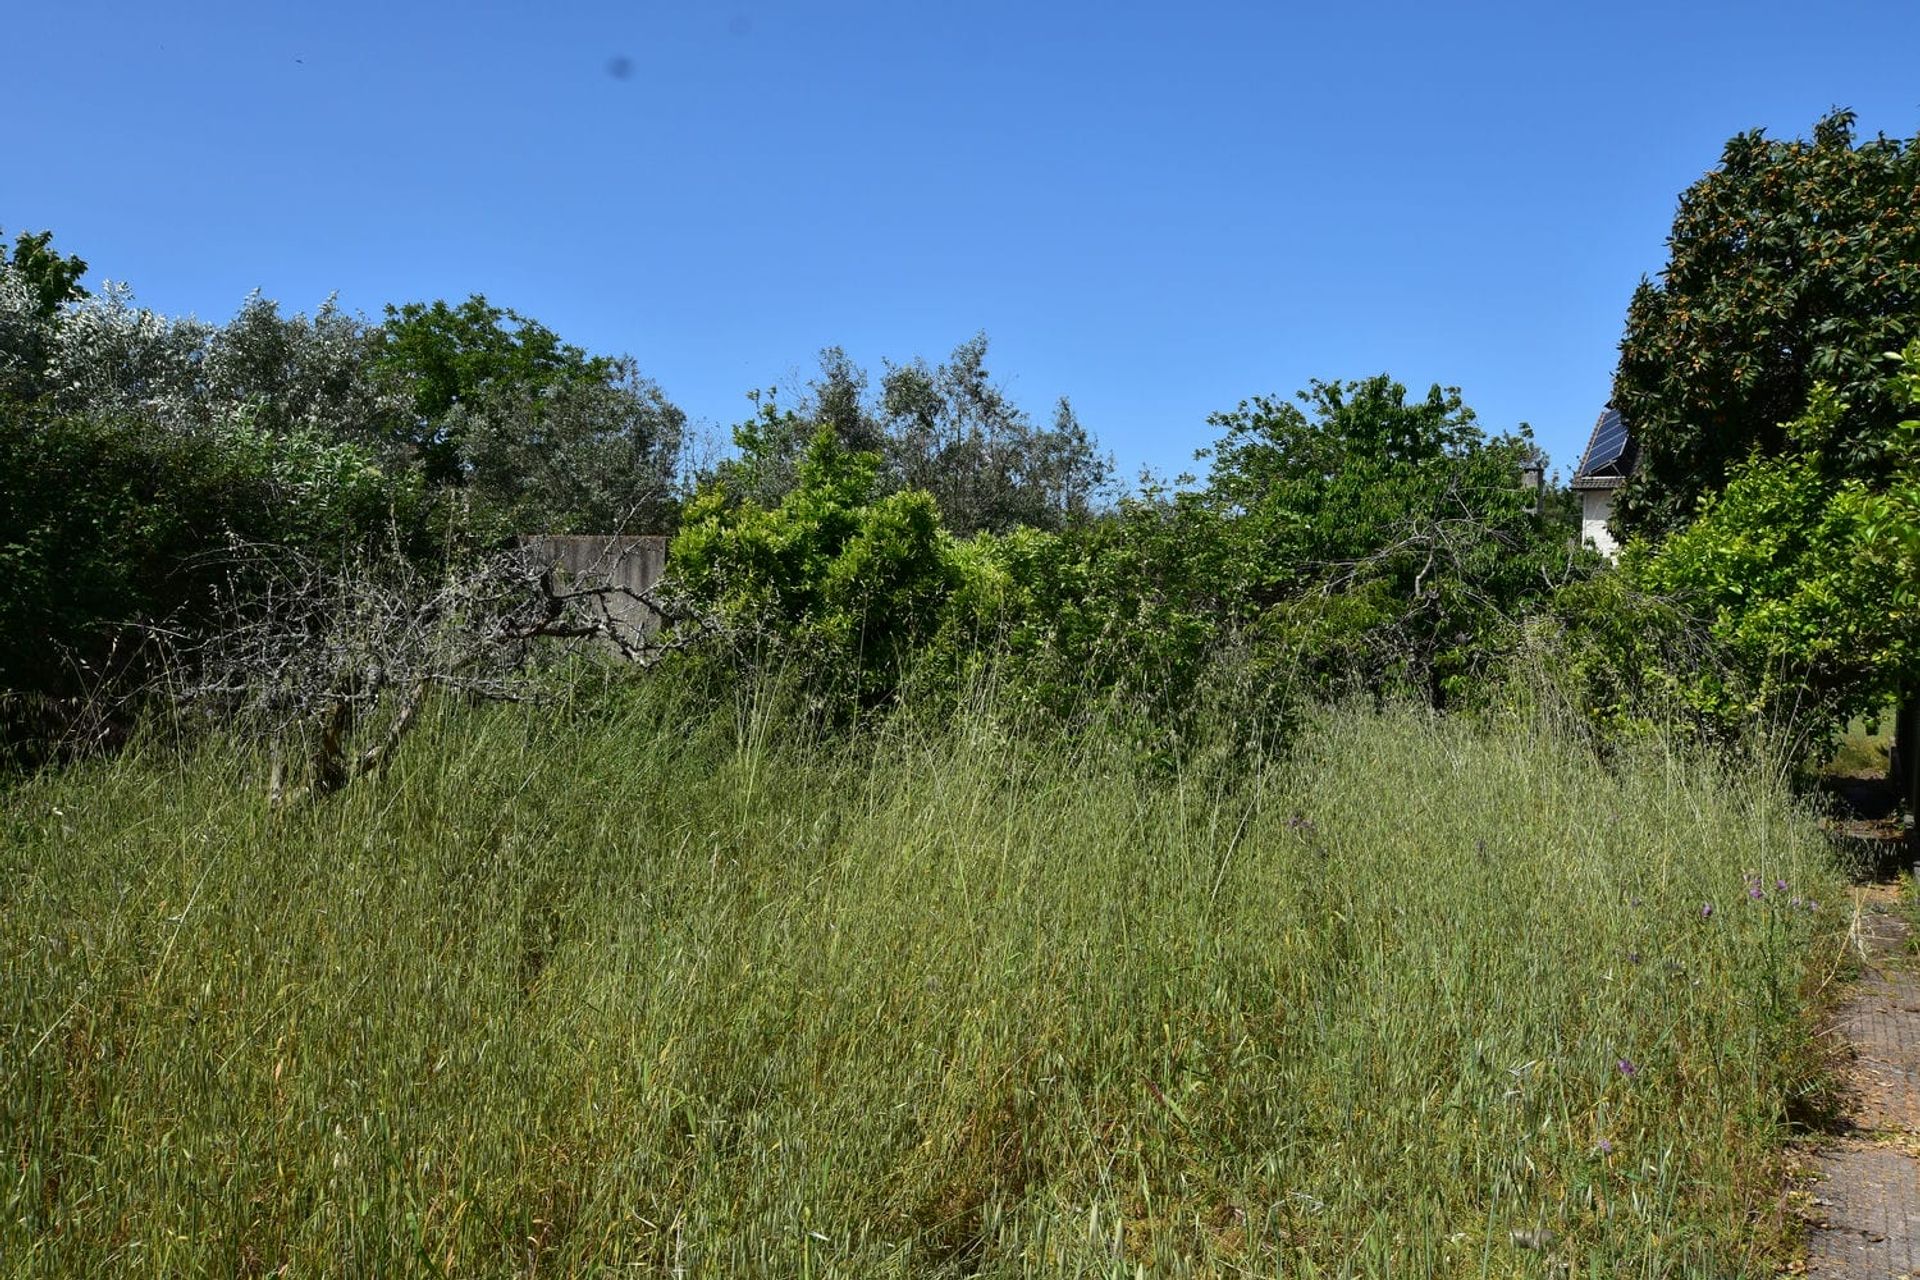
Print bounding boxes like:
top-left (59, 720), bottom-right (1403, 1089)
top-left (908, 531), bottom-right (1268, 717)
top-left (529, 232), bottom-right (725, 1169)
top-left (10, 1), bottom-right (1920, 483)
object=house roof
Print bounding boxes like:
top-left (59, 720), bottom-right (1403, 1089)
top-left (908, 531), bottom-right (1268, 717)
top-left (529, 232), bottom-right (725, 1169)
top-left (1571, 406), bottom-right (1634, 491)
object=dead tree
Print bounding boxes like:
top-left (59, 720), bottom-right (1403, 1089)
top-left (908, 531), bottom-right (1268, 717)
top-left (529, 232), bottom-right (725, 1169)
top-left (186, 540), bottom-right (703, 807)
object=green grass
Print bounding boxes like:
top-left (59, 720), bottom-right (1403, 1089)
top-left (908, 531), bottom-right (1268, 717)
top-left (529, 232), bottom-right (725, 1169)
top-left (0, 686), bottom-right (1848, 1276)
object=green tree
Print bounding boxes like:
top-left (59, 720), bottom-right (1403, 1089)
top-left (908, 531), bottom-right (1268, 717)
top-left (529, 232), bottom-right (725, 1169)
top-left (370, 295), bottom-right (613, 486)
top-left (369, 294), bottom-right (684, 531)
top-left (1200, 376), bottom-right (1583, 705)
top-left (2, 229), bottom-right (88, 318)
top-left (877, 333), bottom-right (1112, 535)
top-left (1633, 345), bottom-right (1920, 769)
top-left (671, 427), bottom-right (956, 709)
top-left (0, 228), bottom-right (89, 403)
top-left (1613, 110), bottom-right (1920, 538)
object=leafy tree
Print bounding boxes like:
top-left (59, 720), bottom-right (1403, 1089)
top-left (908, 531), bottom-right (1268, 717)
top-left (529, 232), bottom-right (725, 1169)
top-left (1, 228), bottom-right (88, 318)
top-left (1633, 344), bottom-right (1920, 769)
top-left (1199, 375), bottom-right (1585, 705)
top-left (671, 427), bottom-right (956, 709)
top-left (876, 333), bottom-right (1112, 535)
top-left (459, 356), bottom-right (684, 535)
top-left (1613, 110), bottom-right (1920, 537)
top-left (369, 294), bottom-right (684, 531)
top-left (708, 337), bottom-right (1112, 535)
top-left (0, 229), bottom-right (91, 403)
top-left (40, 281), bottom-right (213, 423)
top-left (202, 292), bottom-right (403, 443)
top-left (370, 295), bottom-right (613, 486)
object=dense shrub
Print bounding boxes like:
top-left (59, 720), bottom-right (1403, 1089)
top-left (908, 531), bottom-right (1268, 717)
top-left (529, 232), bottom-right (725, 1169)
top-left (0, 401), bottom-right (424, 728)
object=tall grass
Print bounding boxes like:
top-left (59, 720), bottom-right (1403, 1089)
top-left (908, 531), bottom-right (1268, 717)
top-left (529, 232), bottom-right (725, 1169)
top-left (1, 683), bottom-right (1846, 1276)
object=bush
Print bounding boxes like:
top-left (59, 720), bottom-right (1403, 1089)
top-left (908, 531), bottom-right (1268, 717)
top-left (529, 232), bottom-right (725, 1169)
top-left (0, 401), bottom-right (425, 748)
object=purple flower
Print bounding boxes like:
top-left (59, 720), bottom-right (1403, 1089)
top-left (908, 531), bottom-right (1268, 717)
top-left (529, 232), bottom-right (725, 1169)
top-left (1748, 884), bottom-right (1765, 901)
top-left (1701, 902), bottom-right (1714, 919)
top-left (1776, 879), bottom-right (1789, 894)
top-left (1617, 1058), bottom-right (1638, 1077)
top-left (1595, 1138), bottom-right (1613, 1154)
top-left (1807, 901), bottom-right (1819, 912)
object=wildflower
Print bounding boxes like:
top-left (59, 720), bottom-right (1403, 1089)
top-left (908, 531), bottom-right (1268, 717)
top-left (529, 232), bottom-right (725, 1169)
top-left (1617, 1058), bottom-right (1638, 1077)
top-left (1807, 901), bottom-right (1819, 912)
top-left (1748, 884), bottom-right (1765, 901)
top-left (1701, 902), bottom-right (1714, 919)
top-left (1595, 1138), bottom-right (1613, 1154)
top-left (1776, 879), bottom-right (1789, 893)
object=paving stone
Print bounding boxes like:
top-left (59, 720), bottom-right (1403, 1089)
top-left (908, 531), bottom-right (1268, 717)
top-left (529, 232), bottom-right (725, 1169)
top-left (1808, 1147), bottom-right (1920, 1276)
top-left (1810, 901), bottom-right (1920, 1276)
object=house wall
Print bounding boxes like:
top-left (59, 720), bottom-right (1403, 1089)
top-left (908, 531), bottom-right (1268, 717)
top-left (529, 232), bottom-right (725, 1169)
top-left (1580, 490), bottom-right (1620, 561)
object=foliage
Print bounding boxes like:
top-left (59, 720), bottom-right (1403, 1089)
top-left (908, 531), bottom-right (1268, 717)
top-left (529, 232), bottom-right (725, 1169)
top-left (1199, 375), bottom-right (1589, 707)
top-left (878, 333), bottom-right (1113, 535)
top-left (1627, 342), bottom-right (1920, 749)
top-left (0, 228), bottom-right (89, 402)
top-left (456, 355), bottom-right (685, 537)
top-left (1614, 110), bottom-right (1920, 537)
top-left (369, 295), bottom-right (684, 532)
top-left (369, 295), bottom-right (611, 484)
top-left (0, 398), bottom-right (422, 729)
top-left (0, 228), bottom-right (88, 317)
top-left (671, 427), bottom-right (958, 709)
top-left (202, 292), bottom-right (405, 442)
top-left (711, 337), bottom-right (1114, 536)
top-left (676, 374), bottom-right (1585, 750)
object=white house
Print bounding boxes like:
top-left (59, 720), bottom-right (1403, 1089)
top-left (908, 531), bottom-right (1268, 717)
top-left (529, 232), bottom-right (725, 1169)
top-left (1570, 406), bottom-right (1634, 560)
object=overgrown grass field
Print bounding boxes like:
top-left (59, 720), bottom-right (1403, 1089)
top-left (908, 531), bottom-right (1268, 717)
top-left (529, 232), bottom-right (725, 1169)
top-left (0, 688), bottom-right (1848, 1276)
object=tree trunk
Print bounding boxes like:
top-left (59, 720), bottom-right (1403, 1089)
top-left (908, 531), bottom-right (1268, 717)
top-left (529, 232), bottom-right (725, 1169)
top-left (1895, 691), bottom-right (1920, 855)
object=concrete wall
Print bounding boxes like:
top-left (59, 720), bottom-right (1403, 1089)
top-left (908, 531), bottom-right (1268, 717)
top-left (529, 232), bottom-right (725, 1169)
top-left (1580, 489), bottom-right (1620, 561)
top-left (519, 535), bottom-right (670, 636)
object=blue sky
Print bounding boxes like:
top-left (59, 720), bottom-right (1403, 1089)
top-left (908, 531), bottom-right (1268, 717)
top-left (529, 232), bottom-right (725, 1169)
top-left (10, 1), bottom-right (1920, 483)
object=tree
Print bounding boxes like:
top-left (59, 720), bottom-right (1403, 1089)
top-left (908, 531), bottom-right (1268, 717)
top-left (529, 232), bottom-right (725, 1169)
top-left (370, 295), bottom-right (613, 486)
top-left (707, 337), bottom-right (1113, 535)
top-left (459, 356), bottom-right (684, 535)
top-left (1, 229), bottom-right (88, 317)
top-left (1634, 344), bottom-right (1920, 803)
top-left (369, 294), bottom-right (684, 531)
top-left (1199, 375), bottom-right (1587, 705)
top-left (0, 229), bottom-right (90, 403)
top-left (1613, 110), bottom-right (1920, 538)
top-left (202, 292), bottom-right (403, 444)
top-left (671, 426), bottom-right (957, 710)
top-left (876, 333), bottom-right (1112, 535)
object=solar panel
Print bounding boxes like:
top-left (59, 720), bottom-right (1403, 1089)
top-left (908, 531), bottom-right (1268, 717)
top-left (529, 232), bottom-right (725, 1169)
top-left (1577, 408), bottom-right (1630, 477)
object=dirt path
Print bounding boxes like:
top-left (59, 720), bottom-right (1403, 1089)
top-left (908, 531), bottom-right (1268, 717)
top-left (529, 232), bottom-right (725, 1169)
top-left (1806, 887), bottom-right (1920, 1275)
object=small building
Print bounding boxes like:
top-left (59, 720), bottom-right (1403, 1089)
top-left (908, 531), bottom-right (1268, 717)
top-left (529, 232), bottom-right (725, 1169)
top-left (1570, 406), bottom-right (1635, 560)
